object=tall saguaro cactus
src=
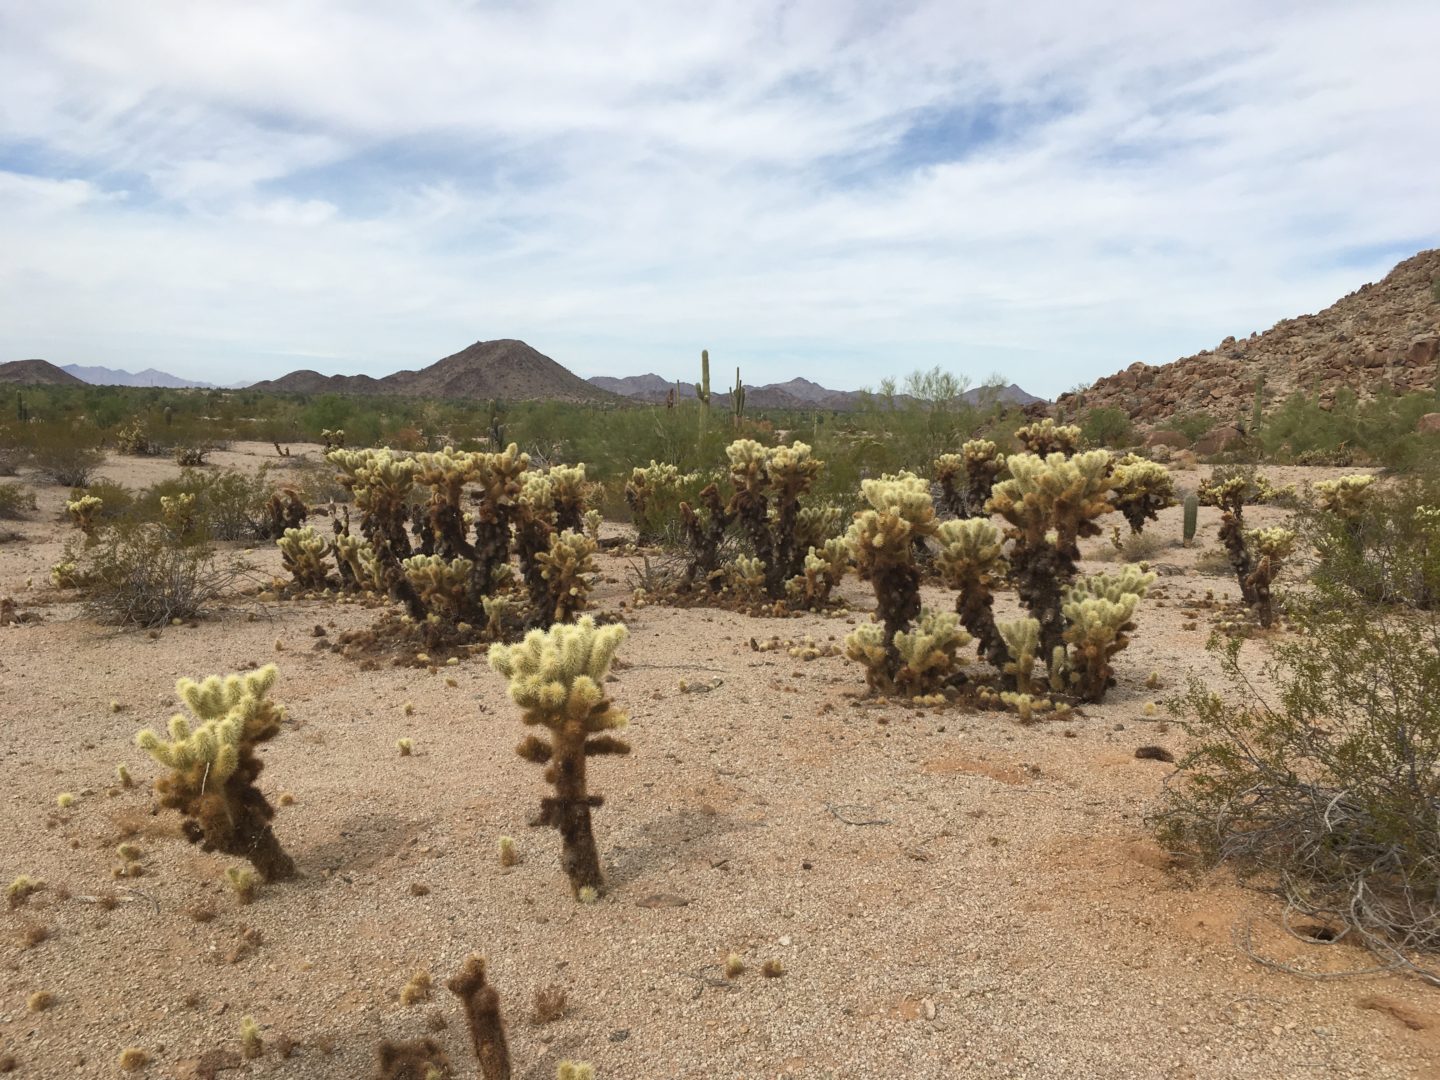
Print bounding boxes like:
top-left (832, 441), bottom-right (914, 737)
top-left (488, 618), bottom-right (630, 897)
top-left (135, 665), bottom-right (296, 882)
top-left (731, 367), bottom-right (746, 427)
top-left (696, 349), bottom-right (712, 437)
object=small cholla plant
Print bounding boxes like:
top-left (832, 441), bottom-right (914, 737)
top-left (546, 464), bottom-right (589, 534)
top-left (334, 530), bottom-right (386, 592)
top-left (987, 450), bottom-right (1114, 656)
top-left (403, 554), bottom-right (479, 624)
top-left (786, 537), bottom-right (850, 609)
top-left (134, 664), bottom-right (295, 881)
top-left (1242, 526), bottom-right (1297, 628)
top-left (160, 492), bottom-right (198, 538)
top-left (263, 487), bottom-right (306, 539)
top-left (679, 481), bottom-right (734, 592)
top-left (329, 447), bottom-right (423, 576)
top-left (1109, 455), bottom-right (1177, 534)
top-left (488, 617), bottom-right (630, 897)
top-left (447, 955), bottom-right (511, 1080)
top-left (277, 526), bottom-right (332, 589)
top-left (1061, 566), bottom-right (1155, 702)
top-left (960, 439), bottom-right (1005, 516)
top-left (890, 609), bottom-right (972, 696)
top-left (844, 472), bottom-right (937, 680)
top-left (321, 427), bottom-right (346, 449)
top-left (933, 454), bottom-right (966, 517)
top-left (935, 517), bottom-right (1010, 671)
top-left (1014, 418), bottom-right (1083, 457)
top-left (66, 494), bottom-right (103, 534)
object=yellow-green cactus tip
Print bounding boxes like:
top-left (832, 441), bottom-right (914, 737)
top-left (403, 701), bottom-right (415, 716)
top-left (1143, 701), bottom-right (1157, 716)
top-left (397, 738), bottom-right (413, 756)
top-left (109, 699), bottom-right (122, 713)
top-left (576, 886), bottom-right (599, 905)
top-left (117, 843), bottom-right (141, 861)
top-left (239, 1015), bottom-right (262, 1059)
top-left (118, 1047), bottom-right (149, 1071)
top-left (56, 792), bottom-right (75, 809)
top-left (446, 656), bottom-right (459, 666)
top-left (557, 1063), bottom-right (596, 1080)
top-left (724, 953), bottom-right (745, 978)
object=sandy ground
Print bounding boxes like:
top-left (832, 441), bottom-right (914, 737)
top-left (0, 443), bottom-right (1434, 1079)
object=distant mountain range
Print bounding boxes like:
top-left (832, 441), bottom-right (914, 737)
top-left (61, 364), bottom-right (218, 389)
top-left (2, 344), bottom-right (1044, 411)
top-left (589, 372), bottom-right (1044, 411)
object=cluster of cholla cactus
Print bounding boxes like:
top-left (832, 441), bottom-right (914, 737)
top-left (1014, 418), bottom-right (1083, 456)
top-left (134, 664), bottom-right (295, 882)
top-left (1313, 473), bottom-right (1376, 522)
top-left (842, 446), bottom-right (1150, 710)
top-left (1109, 455), bottom-right (1178, 533)
top-left (1199, 473), bottom-right (1293, 627)
top-left (488, 617), bottom-right (630, 898)
top-left (723, 440), bottom-right (826, 600)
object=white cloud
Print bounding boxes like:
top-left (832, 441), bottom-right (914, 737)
top-left (0, 0), bottom-right (1437, 394)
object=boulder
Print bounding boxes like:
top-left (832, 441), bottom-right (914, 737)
top-left (1417, 412), bottom-right (1440, 436)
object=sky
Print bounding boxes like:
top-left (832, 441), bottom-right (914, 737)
top-left (1, 1), bottom-right (1438, 399)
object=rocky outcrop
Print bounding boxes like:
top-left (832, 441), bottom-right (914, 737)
top-left (1059, 249), bottom-right (1440, 425)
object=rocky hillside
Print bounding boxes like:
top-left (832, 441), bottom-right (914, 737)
top-left (0, 359), bottom-right (86, 386)
top-left (251, 340), bottom-right (618, 404)
top-left (1060, 248), bottom-right (1440, 424)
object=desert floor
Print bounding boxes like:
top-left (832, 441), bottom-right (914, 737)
top-left (0, 442), bottom-right (1435, 1079)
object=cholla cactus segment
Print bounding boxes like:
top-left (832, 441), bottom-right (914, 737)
top-left (414, 446), bottom-right (483, 504)
top-left (794, 504), bottom-right (843, 551)
top-left (470, 443), bottom-right (530, 515)
top-left (66, 494), bottom-right (103, 532)
top-left (893, 609), bottom-right (972, 695)
top-left (482, 594), bottom-right (515, 637)
top-left (987, 451), bottom-right (1114, 547)
top-left (764, 441), bottom-right (822, 499)
top-left (519, 472), bottom-right (556, 518)
top-left (936, 518), bottom-right (1007, 589)
top-left (1014, 418), bottom-right (1083, 456)
top-left (403, 554), bottom-right (475, 616)
top-left (583, 508), bottom-right (603, 543)
top-left (1247, 526), bottom-right (1297, 562)
top-left (277, 526), bottom-right (331, 588)
top-left (557, 1063), bottom-right (596, 1080)
top-left (488, 616), bottom-right (628, 726)
top-left (1110, 455), bottom-right (1177, 533)
top-left (725, 439), bottom-right (771, 493)
top-left (789, 538), bottom-right (850, 608)
top-left (328, 447), bottom-right (421, 517)
top-left (536, 530), bottom-right (598, 622)
top-left (843, 622), bottom-right (892, 691)
top-left (546, 464), bottom-right (589, 530)
top-left (334, 532), bottom-right (385, 592)
top-left (997, 617), bottom-right (1042, 692)
top-left (134, 664), bottom-right (294, 880)
top-left (1066, 566), bottom-right (1156, 605)
top-left (1313, 474), bottom-right (1376, 519)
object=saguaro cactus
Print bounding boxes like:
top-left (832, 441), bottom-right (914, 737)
top-left (488, 617), bottom-right (630, 897)
top-left (1182, 493), bottom-right (1199, 546)
top-left (731, 367), bottom-right (746, 427)
top-left (134, 665), bottom-right (295, 881)
top-left (696, 349), bottom-right (712, 436)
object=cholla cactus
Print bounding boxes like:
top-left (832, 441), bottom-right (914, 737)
top-left (892, 609), bottom-right (972, 696)
top-left (727, 554), bottom-right (768, 602)
top-left (933, 454), bottom-right (965, 517)
top-left (786, 537), bottom-right (850, 608)
top-left (583, 509), bottom-right (603, 544)
top-left (845, 472), bottom-right (937, 679)
top-left (1015, 418), bottom-right (1083, 456)
top-left (1313, 474), bottom-right (1376, 520)
top-left (483, 594), bottom-right (516, 638)
top-left (546, 464), bottom-right (589, 533)
top-left (725, 440), bottom-right (823, 599)
top-left (536, 530), bottom-right (598, 622)
top-left (329, 447), bottom-right (421, 559)
top-left (321, 428), bottom-right (346, 449)
top-left (988, 450), bottom-right (1114, 655)
top-left (403, 554), bottom-right (476, 621)
top-left (488, 617), bottom-right (630, 896)
top-left (1061, 568), bottom-right (1155, 702)
top-left (277, 526), bottom-right (332, 589)
top-left (160, 493), bottom-right (198, 537)
top-left (794, 504), bottom-right (843, 552)
top-left (447, 954), bottom-right (511, 1080)
top-left (1243, 526), bottom-right (1296, 627)
top-left (625, 461), bottom-right (684, 545)
top-left (264, 488), bottom-right (306, 539)
top-left (66, 494), bottom-right (103, 534)
top-left (414, 445), bottom-right (483, 559)
top-left (961, 439), bottom-right (1005, 515)
top-left (134, 665), bottom-right (295, 881)
top-left (333, 531), bottom-right (385, 592)
top-left (1110, 455), bottom-right (1177, 534)
top-left (842, 623), bottom-right (891, 692)
top-left (997, 617), bottom-right (1044, 693)
top-left (935, 518), bottom-right (1009, 670)
top-left (679, 482), bottom-right (735, 592)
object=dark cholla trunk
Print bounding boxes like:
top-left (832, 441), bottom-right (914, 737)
top-left (680, 484), bottom-right (732, 592)
top-left (543, 750), bottom-right (605, 896)
top-left (876, 562), bottom-right (922, 676)
top-left (1014, 543), bottom-right (1070, 659)
top-left (448, 956), bottom-right (512, 1080)
top-left (957, 584), bottom-right (1009, 672)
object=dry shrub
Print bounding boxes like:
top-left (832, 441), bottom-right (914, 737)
top-left (73, 523), bottom-right (248, 627)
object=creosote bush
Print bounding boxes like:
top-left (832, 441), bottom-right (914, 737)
top-left (134, 664), bottom-right (296, 881)
top-left (488, 616), bottom-right (630, 897)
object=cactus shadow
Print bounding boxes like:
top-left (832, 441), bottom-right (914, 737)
top-left (303, 804), bottom-right (426, 875)
top-left (602, 804), bottom-right (754, 889)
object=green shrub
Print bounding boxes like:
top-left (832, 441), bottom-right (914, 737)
top-left (1079, 406), bottom-right (1135, 449)
top-left (70, 523), bottom-right (247, 627)
top-left (1155, 592), bottom-right (1440, 956)
top-left (27, 427), bottom-right (105, 486)
top-left (0, 482), bottom-right (36, 519)
top-left (1303, 471), bottom-right (1440, 609)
